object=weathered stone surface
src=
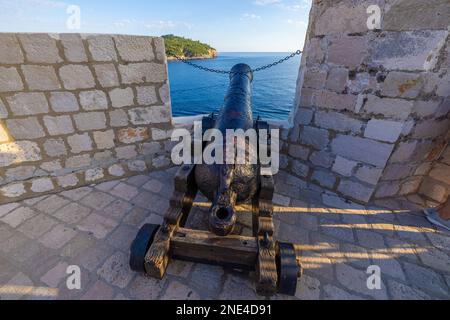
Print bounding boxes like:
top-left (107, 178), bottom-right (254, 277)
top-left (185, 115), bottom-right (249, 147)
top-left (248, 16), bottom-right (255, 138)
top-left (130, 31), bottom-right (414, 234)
top-left (312, 170), bottom-right (336, 189)
top-left (355, 166), bottom-right (383, 185)
top-left (315, 111), bottom-right (362, 133)
top-left (65, 154), bottom-right (91, 169)
top-left (336, 263), bottom-right (387, 299)
top-left (0, 34), bottom-right (24, 64)
top-left (388, 280), bottom-right (431, 300)
top-left (314, 1), bottom-right (379, 36)
top-left (82, 280), bottom-right (115, 300)
top-left (382, 163), bottom-right (413, 181)
top-left (303, 69), bottom-right (327, 89)
top-left (109, 109), bottom-right (129, 128)
top-left (310, 151), bottom-right (334, 168)
top-left (43, 139), bottom-right (67, 157)
top-left (93, 130), bottom-right (115, 150)
top-left (347, 72), bottom-right (378, 94)
top-left (403, 261), bottom-right (449, 296)
top-left (136, 86), bottom-right (158, 105)
top-left (43, 115), bottom-right (74, 136)
top-left (57, 174), bottom-right (79, 188)
top-left (87, 35), bottom-right (117, 62)
top-left (116, 145), bottom-right (138, 160)
top-left (59, 65), bottom-right (96, 90)
top-left (114, 35), bottom-right (154, 62)
top-left (389, 142), bottom-right (417, 163)
top-left (73, 112), bottom-right (107, 131)
top-left (22, 65), bottom-right (61, 91)
top-left (300, 126), bottom-right (329, 150)
top-left (97, 251), bottom-right (133, 288)
top-left (374, 182), bottom-right (400, 198)
top-left (159, 83), bottom-right (171, 104)
top-left (364, 119), bottom-right (404, 143)
top-left (151, 128), bottom-right (169, 141)
top-left (363, 95), bottom-right (413, 120)
top-left (6, 118), bottom-right (45, 139)
top-left (67, 133), bottom-right (93, 154)
top-left (384, 0), bottom-right (450, 31)
top-left (128, 106), bottom-right (170, 125)
top-left (49, 92), bottom-right (79, 113)
top-left (331, 135), bottom-right (394, 167)
top-left (338, 180), bottom-right (375, 202)
top-left (85, 168), bottom-right (104, 182)
top-left (332, 156), bottom-right (357, 177)
top-left (117, 127), bottom-right (149, 144)
top-left (315, 91), bottom-right (358, 111)
top-left (93, 64), bottom-right (119, 88)
top-left (399, 178), bottom-right (422, 195)
top-left (0, 100), bottom-right (8, 119)
top-left (31, 178), bottom-right (54, 193)
top-left (328, 36), bottom-right (367, 68)
top-left (60, 33), bottom-right (87, 63)
top-left (7, 93), bottom-right (49, 116)
top-left (119, 63), bottom-right (166, 84)
top-left (291, 160), bottom-right (310, 178)
top-left (109, 88), bottom-right (134, 109)
top-left (326, 67), bottom-right (348, 92)
top-left (5, 166), bottom-right (36, 181)
top-left (288, 144), bottom-right (310, 160)
top-left (18, 34), bottom-right (62, 63)
top-left (428, 164), bottom-right (450, 185)
top-left (80, 90), bottom-right (109, 111)
top-left (0, 183), bottom-right (26, 198)
top-left (294, 108), bottom-right (314, 126)
top-left (110, 183), bottom-right (139, 201)
top-left (381, 72), bottom-right (423, 99)
top-left (0, 141), bottom-right (41, 167)
top-left (0, 67), bottom-right (24, 92)
top-left (108, 164), bottom-right (125, 177)
top-left (412, 119), bottom-right (450, 139)
top-left (369, 30), bottom-right (447, 71)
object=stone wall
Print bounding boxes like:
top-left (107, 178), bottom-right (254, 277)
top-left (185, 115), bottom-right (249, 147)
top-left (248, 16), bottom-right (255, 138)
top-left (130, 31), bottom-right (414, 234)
top-left (419, 129), bottom-right (450, 204)
top-left (0, 33), bottom-right (172, 204)
top-left (283, 0), bottom-right (450, 204)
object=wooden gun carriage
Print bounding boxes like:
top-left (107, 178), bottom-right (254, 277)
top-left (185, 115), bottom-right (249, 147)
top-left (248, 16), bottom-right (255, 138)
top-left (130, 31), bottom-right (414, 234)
top-left (129, 64), bottom-right (302, 296)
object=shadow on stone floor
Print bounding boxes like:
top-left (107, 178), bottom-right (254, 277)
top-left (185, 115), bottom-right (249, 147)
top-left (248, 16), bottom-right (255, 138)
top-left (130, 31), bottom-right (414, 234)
top-left (0, 168), bottom-right (449, 300)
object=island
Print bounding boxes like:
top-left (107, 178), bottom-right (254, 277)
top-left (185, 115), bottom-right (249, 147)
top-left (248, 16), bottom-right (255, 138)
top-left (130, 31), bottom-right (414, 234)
top-left (163, 34), bottom-right (217, 60)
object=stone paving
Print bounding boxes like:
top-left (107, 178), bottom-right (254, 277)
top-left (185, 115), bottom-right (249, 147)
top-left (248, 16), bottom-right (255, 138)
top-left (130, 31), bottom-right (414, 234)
top-left (0, 167), bottom-right (449, 300)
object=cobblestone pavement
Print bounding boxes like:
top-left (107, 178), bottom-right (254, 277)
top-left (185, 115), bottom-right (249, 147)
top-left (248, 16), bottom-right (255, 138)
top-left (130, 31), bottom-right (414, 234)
top-left (0, 167), bottom-right (449, 300)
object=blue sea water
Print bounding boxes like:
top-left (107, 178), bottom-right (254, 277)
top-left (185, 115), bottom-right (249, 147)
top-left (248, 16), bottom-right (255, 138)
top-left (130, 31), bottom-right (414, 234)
top-left (168, 52), bottom-right (301, 120)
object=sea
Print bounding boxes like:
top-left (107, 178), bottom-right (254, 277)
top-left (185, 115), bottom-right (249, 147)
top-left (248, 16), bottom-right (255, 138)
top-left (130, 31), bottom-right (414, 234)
top-left (167, 52), bottom-right (301, 121)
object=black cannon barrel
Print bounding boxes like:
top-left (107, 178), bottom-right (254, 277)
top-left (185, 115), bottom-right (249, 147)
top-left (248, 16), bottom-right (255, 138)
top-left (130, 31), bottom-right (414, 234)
top-left (216, 63), bottom-right (254, 133)
top-left (195, 64), bottom-right (259, 236)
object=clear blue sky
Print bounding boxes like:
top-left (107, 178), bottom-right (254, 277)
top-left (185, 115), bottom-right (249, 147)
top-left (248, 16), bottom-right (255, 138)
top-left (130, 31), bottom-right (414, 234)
top-left (0, 0), bottom-right (311, 52)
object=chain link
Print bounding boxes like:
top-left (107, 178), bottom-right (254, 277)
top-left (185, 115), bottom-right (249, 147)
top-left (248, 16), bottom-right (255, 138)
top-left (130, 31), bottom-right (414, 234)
top-left (173, 50), bottom-right (302, 75)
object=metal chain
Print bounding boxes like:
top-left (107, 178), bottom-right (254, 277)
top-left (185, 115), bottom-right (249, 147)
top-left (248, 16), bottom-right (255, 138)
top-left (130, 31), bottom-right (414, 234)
top-left (173, 50), bottom-right (302, 75)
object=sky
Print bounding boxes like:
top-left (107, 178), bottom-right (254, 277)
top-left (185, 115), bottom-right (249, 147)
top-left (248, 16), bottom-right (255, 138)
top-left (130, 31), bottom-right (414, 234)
top-left (0, 0), bottom-right (312, 52)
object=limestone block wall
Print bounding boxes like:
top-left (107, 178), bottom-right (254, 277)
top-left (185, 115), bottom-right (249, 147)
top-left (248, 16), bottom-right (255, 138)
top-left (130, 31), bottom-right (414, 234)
top-left (419, 129), bottom-right (450, 204)
top-left (284, 0), bottom-right (450, 204)
top-left (0, 33), bottom-right (172, 204)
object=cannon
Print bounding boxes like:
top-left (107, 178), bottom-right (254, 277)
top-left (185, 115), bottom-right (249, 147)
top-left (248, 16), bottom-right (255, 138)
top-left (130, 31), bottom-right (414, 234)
top-left (129, 64), bottom-right (302, 296)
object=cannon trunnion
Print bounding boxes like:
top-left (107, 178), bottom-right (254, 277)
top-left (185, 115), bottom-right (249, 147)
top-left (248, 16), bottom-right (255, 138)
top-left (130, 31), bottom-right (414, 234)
top-left (129, 64), bottom-right (302, 297)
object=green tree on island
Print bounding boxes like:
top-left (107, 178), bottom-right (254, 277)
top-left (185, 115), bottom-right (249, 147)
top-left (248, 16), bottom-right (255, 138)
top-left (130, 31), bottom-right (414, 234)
top-left (163, 34), bottom-right (217, 59)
